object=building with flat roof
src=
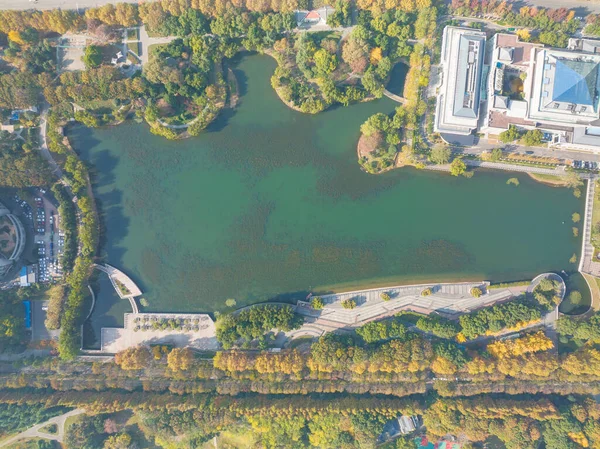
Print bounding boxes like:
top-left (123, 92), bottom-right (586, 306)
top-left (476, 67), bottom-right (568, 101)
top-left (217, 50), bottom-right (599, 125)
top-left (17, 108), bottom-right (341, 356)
top-left (435, 26), bottom-right (487, 139)
top-left (484, 34), bottom-right (600, 151)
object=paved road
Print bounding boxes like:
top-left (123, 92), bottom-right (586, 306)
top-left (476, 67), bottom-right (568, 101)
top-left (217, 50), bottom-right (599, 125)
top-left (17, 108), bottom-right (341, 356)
top-left (0, 0), bottom-right (137, 10)
top-left (5, 0), bottom-right (600, 13)
top-left (443, 0), bottom-right (600, 15)
top-left (460, 142), bottom-right (600, 164)
top-left (0, 408), bottom-right (85, 448)
top-left (39, 104), bottom-right (64, 179)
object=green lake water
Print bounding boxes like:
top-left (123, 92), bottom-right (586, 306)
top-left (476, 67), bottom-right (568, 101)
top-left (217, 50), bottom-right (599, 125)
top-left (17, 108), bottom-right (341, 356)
top-left (71, 54), bottom-right (584, 319)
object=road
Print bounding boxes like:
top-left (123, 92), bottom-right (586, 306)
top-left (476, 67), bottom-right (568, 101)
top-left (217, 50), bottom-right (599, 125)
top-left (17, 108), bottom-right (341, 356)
top-left (0, 408), bottom-right (85, 448)
top-left (0, 0), bottom-right (137, 10)
top-left (443, 0), bottom-right (600, 15)
top-left (39, 104), bottom-right (64, 179)
top-left (460, 140), bottom-right (600, 164)
top-left (3, 0), bottom-right (600, 13)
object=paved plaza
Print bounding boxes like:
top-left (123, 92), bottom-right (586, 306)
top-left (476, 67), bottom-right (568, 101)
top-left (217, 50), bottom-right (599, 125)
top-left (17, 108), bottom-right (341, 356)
top-left (100, 313), bottom-right (218, 353)
top-left (295, 281), bottom-right (517, 327)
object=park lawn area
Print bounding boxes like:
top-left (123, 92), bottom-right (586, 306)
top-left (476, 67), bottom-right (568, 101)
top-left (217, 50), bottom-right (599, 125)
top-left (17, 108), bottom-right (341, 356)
top-left (80, 99), bottom-right (116, 115)
top-left (148, 43), bottom-right (168, 60)
top-left (127, 28), bottom-right (139, 40)
top-left (127, 41), bottom-right (140, 56)
top-left (396, 310), bottom-right (424, 325)
top-left (63, 413), bottom-right (83, 437)
top-left (201, 428), bottom-right (258, 449)
top-left (287, 335), bottom-right (316, 349)
top-left (527, 173), bottom-right (569, 187)
top-left (39, 423), bottom-right (57, 435)
top-left (5, 438), bottom-right (60, 449)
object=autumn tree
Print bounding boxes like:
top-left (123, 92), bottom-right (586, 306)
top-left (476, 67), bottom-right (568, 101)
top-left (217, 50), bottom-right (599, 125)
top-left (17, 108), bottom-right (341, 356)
top-left (167, 347), bottom-right (194, 371)
top-left (114, 346), bottom-right (152, 370)
top-left (342, 34), bottom-right (369, 74)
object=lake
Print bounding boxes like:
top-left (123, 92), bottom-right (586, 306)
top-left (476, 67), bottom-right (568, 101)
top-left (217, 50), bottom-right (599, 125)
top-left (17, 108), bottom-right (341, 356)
top-left (71, 54), bottom-right (583, 318)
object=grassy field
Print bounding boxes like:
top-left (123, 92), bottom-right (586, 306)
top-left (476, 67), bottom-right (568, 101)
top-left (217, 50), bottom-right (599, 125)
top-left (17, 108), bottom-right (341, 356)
top-left (201, 428), bottom-right (258, 449)
top-left (148, 43), bottom-right (168, 60)
top-left (527, 173), bottom-right (568, 187)
top-left (5, 438), bottom-right (59, 449)
top-left (127, 28), bottom-right (139, 40)
top-left (127, 41), bottom-right (140, 56)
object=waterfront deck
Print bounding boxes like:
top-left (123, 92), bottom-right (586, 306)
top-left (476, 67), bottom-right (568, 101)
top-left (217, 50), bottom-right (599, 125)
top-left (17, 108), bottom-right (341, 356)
top-left (295, 281), bottom-right (516, 327)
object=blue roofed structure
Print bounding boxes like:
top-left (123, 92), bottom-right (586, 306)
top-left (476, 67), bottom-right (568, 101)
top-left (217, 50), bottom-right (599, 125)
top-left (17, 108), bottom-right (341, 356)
top-left (552, 59), bottom-right (600, 107)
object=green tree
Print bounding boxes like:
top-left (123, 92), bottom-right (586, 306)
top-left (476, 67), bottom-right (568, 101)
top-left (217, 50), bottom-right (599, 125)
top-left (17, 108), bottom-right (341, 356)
top-left (82, 45), bottom-right (103, 68)
top-left (522, 129), bottom-right (544, 146)
top-left (450, 158), bottom-right (467, 177)
top-left (313, 48), bottom-right (337, 77)
top-left (342, 299), bottom-right (356, 309)
top-left (490, 148), bottom-right (503, 161)
top-left (311, 296), bottom-right (325, 310)
top-left (565, 171), bottom-right (584, 189)
top-left (471, 287), bottom-right (483, 298)
top-left (499, 125), bottom-right (521, 143)
top-left (430, 144), bottom-right (451, 165)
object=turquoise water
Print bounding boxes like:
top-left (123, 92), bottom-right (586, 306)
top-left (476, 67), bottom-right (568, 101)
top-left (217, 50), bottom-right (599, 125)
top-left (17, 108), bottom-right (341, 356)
top-left (71, 54), bottom-right (583, 314)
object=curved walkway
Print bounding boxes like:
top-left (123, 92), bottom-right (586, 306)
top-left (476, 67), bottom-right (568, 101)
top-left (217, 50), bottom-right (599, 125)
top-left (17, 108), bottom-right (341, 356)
top-left (383, 89), bottom-right (406, 103)
top-left (295, 281), bottom-right (508, 328)
top-left (93, 264), bottom-right (140, 314)
top-left (0, 409), bottom-right (85, 448)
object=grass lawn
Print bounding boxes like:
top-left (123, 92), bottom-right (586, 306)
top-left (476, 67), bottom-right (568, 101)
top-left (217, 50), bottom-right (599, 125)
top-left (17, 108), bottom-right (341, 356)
top-left (127, 28), bottom-right (139, 40)
top-left (148, 43), bottom-right (168, 60)
top-left (396, 310), bottom-right (424, 325)
top-left (201, 428), bottom-right (258, 449)
top-left (526, 173), bottom-right (568, 187)
top-left (63, 413), bottom-right (84, 437)
top-left (127, 41), bottom-right (140, 56)
top-left (39, 423), bottom-right (58, 435)
top-left (559, 272), bottom-right (592, 315)
top-left (80, 99), bottom-right (116, 115)
top-left (5, 439), bottom-right (60, 449)
top-left (287, 335), bottom-right (316, 349)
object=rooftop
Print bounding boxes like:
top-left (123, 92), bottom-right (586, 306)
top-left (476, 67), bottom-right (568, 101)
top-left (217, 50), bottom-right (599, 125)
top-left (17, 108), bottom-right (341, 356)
top-left (551, 59), bottom-right (600, 106)
top-left (435, 27), bottom-right (487, 136)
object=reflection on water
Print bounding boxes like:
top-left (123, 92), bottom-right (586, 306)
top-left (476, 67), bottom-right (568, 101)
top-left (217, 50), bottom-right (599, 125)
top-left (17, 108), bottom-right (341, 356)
top-left (72, 55), bottom-right (583, 315)
top-left (83, 273), bottom-right (129, 349)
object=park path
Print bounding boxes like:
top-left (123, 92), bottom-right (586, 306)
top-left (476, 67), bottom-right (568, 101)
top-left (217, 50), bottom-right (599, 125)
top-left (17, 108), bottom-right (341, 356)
top-left (138, 25), bottom-right (178, 65)
top-left (0, 408), bottom-right (85, 448)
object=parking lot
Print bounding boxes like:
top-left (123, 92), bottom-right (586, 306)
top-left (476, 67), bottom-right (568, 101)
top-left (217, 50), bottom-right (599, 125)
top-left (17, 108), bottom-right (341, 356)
top-left (13, 189), bottom-right (64, 282)
top-left (31, 300), bottom-right (60, 342)
top-left (572, 160), bottom-right (599, 171)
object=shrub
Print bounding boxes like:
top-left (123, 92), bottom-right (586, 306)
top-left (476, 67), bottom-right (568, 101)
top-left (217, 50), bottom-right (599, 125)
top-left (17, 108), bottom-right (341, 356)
top-left (471, 287), bottom-right (483, 298)
top-left (342, 299), bottom-right (356, 309)
top-left (380, 292), bottom-right (391, 301)
top-left (311, 296), bottom-right (324, 310)
top-left (421, 288), bottom-right (432, 296)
